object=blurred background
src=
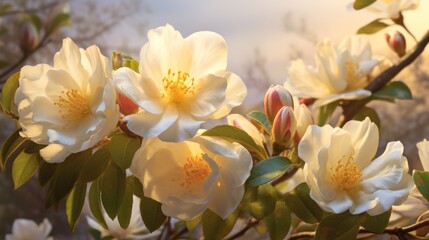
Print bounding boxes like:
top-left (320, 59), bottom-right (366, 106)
top-left (0, 0), bottom-right (428, 238)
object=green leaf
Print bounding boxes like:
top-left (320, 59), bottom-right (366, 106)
top-left (247, 156), bottom-right (293, 187)
top-left (202, 209), bottom-right (239, 240)
top-left (66, 183), bottom-right (87, 231)
top-left (353, 107), bottom-right (381, 129)
top-left (47, 13), bottom-right (71, 35)
top-left (46, 150), bottom-right (90, 207)
top-left (11, 151), bottom-right (39, 189)
top-left (117, 177), bottom-right (134, 229)
top-left (413, 170), bottom-right (429, 202)
top-left (353, 0), bottom-right (377, 10)
top-left (373, 81), bottom-right (412, 100)
top-left (318, 102), bottom-right (338, 126)
top-left (132, 176), bottom-right (143, 198)
top-left (101, 163), bottom-right (126, 220)
top-left (315, 212), bottom-right (361, 240)
top-left (202, 125), bottom-right (267, 160)
top-left (89, 179), bottom-right (108, 229)
top-left (38, 161), bottom-right (57, 186)
top-left (265, 199), bottom-right (291, 240)
top-left (357, 19), bottom-right (390, 34)
top-left (282, 183), bottom-right (323, 224)
top-left (109, 132), bottom-right (140, 170)
top-left (1, 129), bottom-right (27, 170)
top-left (361, 209), bottom-right (391, 234)
top-left (244, 184), bottom-right (277, 219)
top-left (186, 216), bottom-right (202, 232)
top-left (123, 59), bottom-right (140, 73)
top-left (1, 72), bottom-right (20, 118)
top-left (140, 195), bottom-right (166, 232)
top-left (79, 145), bottom-right (111, 182)
top-left (247, 111), bottom-right (272, 133)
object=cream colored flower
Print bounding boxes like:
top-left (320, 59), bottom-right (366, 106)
top-left (6, 218), bottom-right (53, 240)
top-left (130, 135), bottom-right (252, 220)
top-left (366, 0), bottom-right (420, 19)
top-left (299, 118), bottom-right (413, 215)
top-left (114, 24), bottom-right (246, 142)
top-left (87, 196), bottom-right (159, 240)
top-left (285, 36), bottom-right (379, 108)
top-left (227, 114), bottom-right (265, 147)
top-left (15, 38), bottom-right (120, 163)
top-left (292, 97), bottom-right (314, 141)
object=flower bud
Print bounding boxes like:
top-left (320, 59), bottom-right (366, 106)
top-left (112, 52), bottom-right (123, 70)
top-left (19, 22), bottom-right (39, 55)
top-left (272, 106), bottom-right (296, 147)
top-left (385, 31), bottom-right (406, 57)
top-left (117, 93), bottom-right (138, 115)
top-left (264, 85), bottom-right (294, 122)
top-left (293, 102), bottom-right (314, 144)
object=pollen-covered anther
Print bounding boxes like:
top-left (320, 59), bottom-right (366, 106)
top-left (331, 154), bottom-right (362, 190)
top-left (345, 60), bottom-right (361, 82)
top-left (162, 68), bottom-right (195, 103)
top-left (181, 154), bottom-right (211, 190)
top-left (54, 89), bottom-right (89, 123)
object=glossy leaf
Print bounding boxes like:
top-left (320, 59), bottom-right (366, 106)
top-left (244, 184), bottom-right (277, 219)
top-left (247, 111), bottom-right (272, 133)
top-left (38, 161), bottom-right (57, 186)
top-left (1, 129), bottom-right (27, 170)
top-left (89, 179), bottom-right (108, 229)
top-left (413, 170), bottom-right (429, 202)
top-left (283, 183), bottom-right (323, 224)
top-left (265, 199), bottom-right (291, 240)
top-left (66, 183), bottom-right (87, 231)
top-left (79, 145), bottom-right (111, 182)
top-left (247, 156), bottom-right (293, 187)
top-left (357, 19), bottom-right (390, 34)
top-left (117, 177), bottom-right (134, 229)
top-left (11, 151), bottom-right (39, 189)
top-left (132, 176), bottom-right (143, 198)
top-left (109, 132), bottom-right (140, 170)
top-left (186, 216), bottom-right (202, 233)
top-left (361, 209), bottom-right (391, 234)
top-left (202, 209), bottom-right (239, 240)
top-left (202, 125), bottom-right (267, 160)
top-left (1, 71), bottom-right (19, 118)
top-left (140, 195), bottom-right (166, 232)
top-left (101, 163), bottom-right (126, 219)
top-left (353, 107), bottom-right (381, 129)
top-left (315, 211), bottom-right (361, 240)
top-left (353, 0), bottom-right (376, 10)
top-left (373, 81), bottom-right (412, 100)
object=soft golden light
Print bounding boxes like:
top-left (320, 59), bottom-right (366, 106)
top-left (54, 89), bottom-right (89, 124)
top-left (330, 154), bottom-right (362, 190)
top-left (162, 69), bottom-right (195, 103)
top-left (181, 154), bottom-right (211, 190)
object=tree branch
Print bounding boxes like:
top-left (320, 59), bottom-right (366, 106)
top-left (224, 219), bottom-right (260, 240)
top-left (340, 29), bottom-right (429, 127)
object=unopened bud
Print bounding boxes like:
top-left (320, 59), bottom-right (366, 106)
top-left (117, 93), bottom-right (138, 115)
top-left (19, 22), bottom-right (39, 55)
top-left (112, 52), bottom-right (123, 70)
top-left (272, 106), bottom-right (296, 147)
top-left (385, 31), bottom-right (406, 57)
top-left (293, 103), bottom-right (314, 144)
top-left (264, 85), bottom-right (294, 122)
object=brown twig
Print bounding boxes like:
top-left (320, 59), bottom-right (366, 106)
top-left (224, 219), bottom-right (260, 240)
top-left (340, 29), bottom-right (429, 127)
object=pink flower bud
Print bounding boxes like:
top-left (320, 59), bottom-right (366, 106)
top-left (19, 22), bottom-right (39, 55)
top-left (385, 31), bottom-right (406, 57)
top-left (117, 93), bottom-right (138, 115)
top-left (272, 106), bottom-right (296, 146)
top-left (264, 85), bottom-right (294, 122)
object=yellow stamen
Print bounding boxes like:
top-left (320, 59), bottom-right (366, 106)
top-left (330, 154), bottom-right (362, 190)
top-left (162, 69), bottom-right (195, 103)
top-left (53, 89), bottom-right (89, 124)
top-left (181, 154), bottom-right (211, 190)
top-left (346, 60), bottom-right (360, 83)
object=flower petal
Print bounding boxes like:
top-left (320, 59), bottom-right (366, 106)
top-left (208, 179), bottom-right (244, 219)
top-left (312, 89), bottom-right (371, 109)
top-left (53, 38), bottom-right (89, 85)
top-left (417, 139), bottom-right (429, 171)
top-left (157, 112), bottom-right (202, 142)
top-left (17, 64), bottom-right (52, 102)
top-left (40, 143), bottom-right (72, 163)
top-left (161, 198), bottom-right (208, 220)
top-left (185, 31), bottom-right (227, 79)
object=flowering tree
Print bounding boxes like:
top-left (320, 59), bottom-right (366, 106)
top-left (2, 0), bottom-right (429, 239)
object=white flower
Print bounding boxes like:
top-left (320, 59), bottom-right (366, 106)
top-left (227, 114), bottom-right (265, 147)
top-left (15, 38), bottom-right (120, 163)
top-left (114, 24), bottom-right (247, 142)
top-left (292, 97), bottom-right (314, 142)
top-left (366, 0), bottom-right (420, 19)
top-left (87, 196), bottom-right (159, 240)
top-left (285, 36), bottom-right (379, 109)
top-left (6, 218), bottom-right (53, 240)
top-left (299, 118), bottom-right (413, 215)
top-left (389, 139), bottom-right (429, 227)
top-left (130, 135), bottom-right (253, 220)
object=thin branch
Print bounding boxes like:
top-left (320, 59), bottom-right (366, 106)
top-left (340, 29), bottom-right (429, 126)
top-left (224, 219), bottom-right (260, 240)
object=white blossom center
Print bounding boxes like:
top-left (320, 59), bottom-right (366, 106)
top-left (162, 69), bottom-right (195, 103)
top-left (330, 154), bottom-right (362, 190)
top-left (54, 89), bottom-right (89, 124)
top-left (180, 154), bottom-right (211, 190)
